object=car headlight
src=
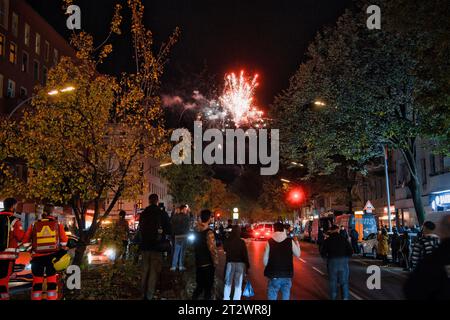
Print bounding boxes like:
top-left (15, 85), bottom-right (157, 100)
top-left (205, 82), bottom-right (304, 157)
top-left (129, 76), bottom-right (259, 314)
top-left (104, 248), bottom-right (116, 260)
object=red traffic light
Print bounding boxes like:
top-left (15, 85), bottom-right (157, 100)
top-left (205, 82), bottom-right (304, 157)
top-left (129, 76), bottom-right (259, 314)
top-left (287, 188), bottom-right (304, 204)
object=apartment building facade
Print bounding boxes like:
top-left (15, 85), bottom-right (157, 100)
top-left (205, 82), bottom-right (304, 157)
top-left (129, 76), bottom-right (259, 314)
top-left (0, 0), bottom-right (74, 116)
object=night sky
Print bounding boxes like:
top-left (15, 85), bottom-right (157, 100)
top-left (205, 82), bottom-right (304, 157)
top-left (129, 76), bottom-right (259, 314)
top-left (26, 0), bottom-right (352, 107)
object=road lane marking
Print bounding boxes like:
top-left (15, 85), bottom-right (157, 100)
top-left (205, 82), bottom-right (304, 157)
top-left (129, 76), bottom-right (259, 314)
top-left (312, 267), bottom-right (325, 275)
top-left (349, 290), bottom-right (363, 300)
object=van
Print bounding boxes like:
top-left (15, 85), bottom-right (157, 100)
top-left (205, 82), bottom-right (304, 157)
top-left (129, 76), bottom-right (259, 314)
top-left (335, 213), bottom-right (377, 240)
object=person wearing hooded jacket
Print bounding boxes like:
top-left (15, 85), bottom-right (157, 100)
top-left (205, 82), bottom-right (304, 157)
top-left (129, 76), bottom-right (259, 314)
top-left (263, 222), bottom-right (300, 300)
top-left (223, 225), bottom-right (249, 300)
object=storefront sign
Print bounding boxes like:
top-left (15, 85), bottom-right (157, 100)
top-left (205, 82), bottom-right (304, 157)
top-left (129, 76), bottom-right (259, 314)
top-left (430, 190), bottom-right (450, 212)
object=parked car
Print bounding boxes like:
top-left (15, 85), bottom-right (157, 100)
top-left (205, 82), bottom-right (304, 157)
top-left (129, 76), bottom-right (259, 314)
top-left (359, 233), bottom-right (393, 259)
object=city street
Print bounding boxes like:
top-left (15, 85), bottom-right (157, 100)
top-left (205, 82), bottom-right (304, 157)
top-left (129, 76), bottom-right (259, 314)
top-left (217, 240), bottom-right (408, 300)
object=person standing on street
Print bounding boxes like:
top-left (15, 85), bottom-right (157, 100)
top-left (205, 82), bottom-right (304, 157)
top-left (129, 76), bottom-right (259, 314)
top-left (391, 228), bottom-right (401, 265)
top-left (223, 225), bottom-right (250, 300)
top-left (23, 204), bottom-right (68, 300)
top-left (116, 210), bottom-right (130, 261)
top-left (0, 198), bottom-right (25, 300)
top-left (410, 221), bottom-right (440, 271)
top-left (400, 231), bottom-right (411, 271)
top-left (404, 215), bottom-right (450, 299)
top-left (317, 227), bottom-right (325, 251)
top-left (263, 222), bottom-right (301, 300)
top-left (339, 226), bottom-right (349, 241)
top-left (170, 205), bottom-right (190, 271)
top-left (349, 228), bottom-right (359, 254)
top-left (320, 225), bottom-right (353, 300)
top-left (192, 209), bottom-right (218, 300)
top-left (139, 193), bottom-right (171, 300)
top-left (377, 228), bottom-right (390, 265)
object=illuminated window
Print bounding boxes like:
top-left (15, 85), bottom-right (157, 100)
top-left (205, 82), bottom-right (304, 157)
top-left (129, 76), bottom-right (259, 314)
top-left (137, 200), bottom-right (143, 209)
top-left (6, 79), bottom-right (15, 98)
top-left (11, 12), bottom-right (18, 37)
top-left (9, 42), bottom-right (17, 64)
top-left (21, 51), bottom-right (28, 72)
top-left (45, 41), bottom-right (50, 61)
top-left (24, 23), bottom-right (30, 46)
top-left (53, 48), bottom-right (58, 65)
top-left (0, 0), bottom-right (8, 30)
top-left (0, 33), bottom-right (5, 56)
top-left (35, 33), bottom-right (40, 55)
top-left (118, 200), bottom-right (124, 210)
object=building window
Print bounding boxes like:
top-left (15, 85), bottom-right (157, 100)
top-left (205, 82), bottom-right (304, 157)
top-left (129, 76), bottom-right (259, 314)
top-left (33, 60), bottom-right (39, 81)
top-left (0, 33), bottom-right (4, 56)
top-left (11, 12), bottom-right (17, 37)
top-left (0, 0), bottom-right (8, 30)
top-left (0, 74), bottom-right (3, 98)
top-left (421, 159), bottom-right (427, 185)
top-left (6, 79), bottom-right (15, 98)
top-left (9, 41), bottom-right (17, 64)
top-left (21, 51), bottom-right (28, 72)
top-left (24, 23), bottom-right (30, 46)
top-left (137, 200), bottom-right (143, 209)
top-left (53, 48), bottom-right (58, 65)
top-left (45, 41), bottom-right (50, 62)
top-left (42, 66), bottom-right (48, 85)
top-left (19, 87), bottom-right (27, 98)
top-left (117, 200), bottom-right (124, 211)
top-left (35, 33), bottom-right (40, 55)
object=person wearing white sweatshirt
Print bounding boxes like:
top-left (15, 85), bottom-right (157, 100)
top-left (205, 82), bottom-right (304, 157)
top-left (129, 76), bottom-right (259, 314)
top-left (263, 222), bottom-right (301, 300)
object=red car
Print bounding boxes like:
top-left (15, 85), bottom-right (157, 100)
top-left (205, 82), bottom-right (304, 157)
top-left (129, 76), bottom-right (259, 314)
top-left (252, 223), bottom-right (274, 240)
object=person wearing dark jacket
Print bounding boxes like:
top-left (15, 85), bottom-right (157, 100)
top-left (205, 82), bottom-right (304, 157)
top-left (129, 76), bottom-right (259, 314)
top-left (391, 228), bottom-right (401, 264)
top-left (139, 194), bottom-right (171, 300)
top-left (320, 225), bottom-right (353, 300)
top-left (404, 215), bottom-right (450, 300)
top-left (339, 226), bottom-right (349, 241)
top-left (410, 221), bottom-right (440, 270)
top-left (349, 228), bottom-right (359, 254)
top-left (263, 222), bottom-right (301, 300)
top-left (223, 225), bottom-right (250, 300)
top-left (192, 209), bottom-right (218, 300)
top-left (170, 205), bottom-right (190, 271)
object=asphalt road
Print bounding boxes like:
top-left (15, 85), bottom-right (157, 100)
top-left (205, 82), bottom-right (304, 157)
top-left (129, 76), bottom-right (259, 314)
top-left (217, 240), bottom-right (408, 300)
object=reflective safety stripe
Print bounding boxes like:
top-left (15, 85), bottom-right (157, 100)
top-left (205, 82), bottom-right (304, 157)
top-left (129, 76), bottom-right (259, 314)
top-left (60, 242), bottom-right (67, 246)
top-left (31, 292), bottom-right (43, 300)
top-left (36, 245), bottom-right (57, 251)
top-left (4, 248), bottom-right (16, 252)
top-left (46, 291), bottom-right (58, 300)
top-left (37, 237), bottom-right (57, 244)
top-left (0, 293), bottom-right (10, 300)
top-left (0, 254), bottom-right (18, 259)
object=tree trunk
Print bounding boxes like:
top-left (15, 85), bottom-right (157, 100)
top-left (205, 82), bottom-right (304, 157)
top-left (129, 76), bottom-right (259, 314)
top-left (407, 175), bottom-right (426, 226)
top-left (402, 146), bottom-right (426, 226)
top-left (73, 244), bottom-right (87, 266)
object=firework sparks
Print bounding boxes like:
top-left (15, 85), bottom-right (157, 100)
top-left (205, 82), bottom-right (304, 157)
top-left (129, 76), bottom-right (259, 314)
top-left (219, 70), bottom-right (260, 126)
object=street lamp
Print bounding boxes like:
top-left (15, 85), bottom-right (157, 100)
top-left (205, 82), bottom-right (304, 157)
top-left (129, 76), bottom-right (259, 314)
top-left (8, 86), bottom-right (76, 119)
top-left (280, 178), bottom-right (291, 183)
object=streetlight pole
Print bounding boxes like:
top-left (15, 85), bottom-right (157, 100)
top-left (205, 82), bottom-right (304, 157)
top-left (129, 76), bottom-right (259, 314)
top-left (8, 86), bottom-right (76, 119)
top-left (8, 96), bottom-right (34, 119)
top-left (382, 145), bottom-right (392, 233)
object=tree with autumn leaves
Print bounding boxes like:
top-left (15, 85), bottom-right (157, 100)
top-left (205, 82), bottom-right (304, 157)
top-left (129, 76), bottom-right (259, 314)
top-left (0, 0), bottom-right (179, 264)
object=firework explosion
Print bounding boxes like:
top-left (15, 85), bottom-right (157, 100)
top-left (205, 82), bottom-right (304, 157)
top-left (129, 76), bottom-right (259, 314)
top-left (219, 71), bottom-right (263, 126)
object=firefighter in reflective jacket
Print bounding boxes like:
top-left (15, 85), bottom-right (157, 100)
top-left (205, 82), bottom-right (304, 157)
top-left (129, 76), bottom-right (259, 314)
top-left (0, 198), bottom-right (25, 300)
top-left (23, 204), bottom-right (68, 300)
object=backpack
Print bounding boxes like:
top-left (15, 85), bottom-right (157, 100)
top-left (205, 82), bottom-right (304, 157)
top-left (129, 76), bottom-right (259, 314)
top-left (0, 215), bottom-right (12, 252)
top-left (32, 219), bottom-right (60, 254)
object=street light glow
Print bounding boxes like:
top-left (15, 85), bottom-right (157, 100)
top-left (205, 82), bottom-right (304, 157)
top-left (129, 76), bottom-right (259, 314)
top-left (280, 178), bottom-right (291, 183)
top-left (314, 100), bottom-right (326, 107)
top-left (48, 90), bottom-right (59, 96)
top-left (159, 162), bottom-right (173, 168)
top-left (60, 86), bottom-right (75, 93)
